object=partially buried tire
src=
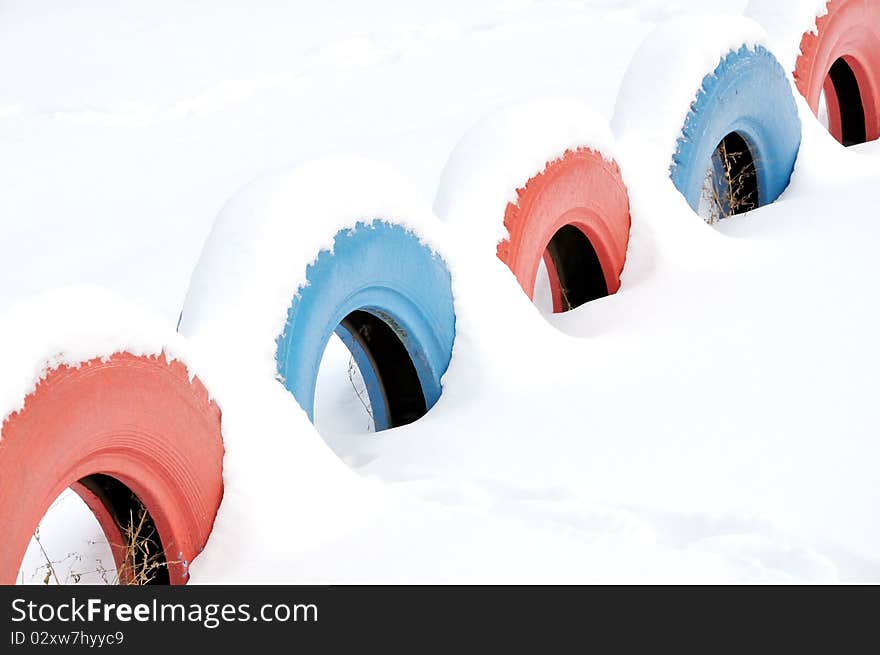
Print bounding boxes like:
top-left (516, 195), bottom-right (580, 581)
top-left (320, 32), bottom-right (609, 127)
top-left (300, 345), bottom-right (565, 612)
top-left (794, 0), bottom-right (879, 145)
top-left (671, 45), bottom-right (802, 217)
top-left (497, 150), bottom-right (630, 312)
top-left (0, 353), bottom-right (224, 585)
top-left (612, 17), bottom-right (801, 222)
top-left (275, 221), bottom-right (455, 431)
top-left (179, 157), bottom-right (456, 433)
top-left (434, 100), bottom-right (630, 313)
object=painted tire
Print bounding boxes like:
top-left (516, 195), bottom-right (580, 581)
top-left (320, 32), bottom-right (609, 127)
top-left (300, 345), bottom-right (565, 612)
top-left (434, 99), bottom-right (629, 313)
top-left (0, 354), bottom-right (223, 585)
top-left (671, 45), bottom-right (801, 213)
top-left (498, 149), bottom-right (630, 312)
top-left (795, 0), bottom-right (880, 144)
top-left (275, 221), bottom-right (455, 431)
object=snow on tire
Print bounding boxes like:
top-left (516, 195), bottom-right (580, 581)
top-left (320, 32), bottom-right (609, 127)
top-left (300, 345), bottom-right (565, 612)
top-left (613, 16), bottom-right (801, 220)
top-left (749, 0), bottom-right (880, 145)
top-left (179, 156), bottom-right (456, 432)
top-left (0, 288), bottom-right (224, 586)
top-left (434, 99), bottom-right (630, 313)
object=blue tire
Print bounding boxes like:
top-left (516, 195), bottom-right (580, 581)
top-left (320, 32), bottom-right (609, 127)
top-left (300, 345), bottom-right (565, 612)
top-left (671, 45), bottom-right (801, 213)
top-left (275, 221), bottom-right (455, 431)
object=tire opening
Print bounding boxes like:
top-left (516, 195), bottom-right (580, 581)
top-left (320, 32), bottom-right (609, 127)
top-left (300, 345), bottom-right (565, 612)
top-left (17, 477), bottom-right (167, 585)
top-left (315, 309), bottom-right (428, 435)
top-left (827, 58), bottom-right (867, 146)
top-left (77, 474), bottom-right (168, 585)
top-left (699, 131), bottom-right (758, 224)
top-left (339, 310), bottom-right (427, 429)
top-left (541, 224), bottom-right (608, 312)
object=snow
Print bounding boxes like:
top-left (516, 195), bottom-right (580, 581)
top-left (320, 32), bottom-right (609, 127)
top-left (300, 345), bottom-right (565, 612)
top-left (18, 489), bottom-right (114, 585)
top-left (314, 334), bottom-right (376, 437)
top-left (434, 98), bottom-right (618, 246)
top-left (178, 354), bottom-right (385, 583)
top-left (746, 0), bottom-right (830, 72)
top-left (1, 0), bottom-right (880, 583)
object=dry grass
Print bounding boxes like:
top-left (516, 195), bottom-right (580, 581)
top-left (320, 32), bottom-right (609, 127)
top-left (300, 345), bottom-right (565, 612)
top-left (114, 505), bottom-right (179, 585)
top-left (29, 502), bottom-right (176, 586)
top-left (26, 525), bottom-right (113, 586)
top-left (700, 140), bottom-right (758, 224)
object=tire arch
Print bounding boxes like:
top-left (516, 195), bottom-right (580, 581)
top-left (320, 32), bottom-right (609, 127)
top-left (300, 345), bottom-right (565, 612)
top-left (179, 157), bottom-right (457, 436)
top-left (795, 0), bottom-right (880, 144)
top-left (498, 149), bottom-right (630, 312)
top-left (670, 45), bottom-right (801, 215)
top-left (434, 100), bottom-right (631, 313)
top-left (0, 353), bottom-right (224, 585)
top-left (275, 221), bottom-right (455, 432)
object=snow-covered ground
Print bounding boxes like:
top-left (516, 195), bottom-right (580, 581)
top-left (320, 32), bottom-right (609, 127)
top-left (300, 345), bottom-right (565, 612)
top-left (6, 0), bottom-right (880, 583)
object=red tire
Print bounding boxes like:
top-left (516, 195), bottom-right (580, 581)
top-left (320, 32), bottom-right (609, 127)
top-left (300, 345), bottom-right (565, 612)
top-left (497, 148), bottom-right (631, 313)
top-left (0, 353), bottom-right (223, 585)
top-left (795, 0), bottom-right (880, 144)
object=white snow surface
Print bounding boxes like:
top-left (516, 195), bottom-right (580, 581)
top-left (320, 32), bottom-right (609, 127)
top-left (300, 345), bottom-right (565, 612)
top-left (2, 0), bottom-right (880, 583)
top-left (746, 0), bottom-right (830, 73)
top-left (434, 98), bottom-right (617, 246)
top-left (612, 15), bottom-right (768, 169)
